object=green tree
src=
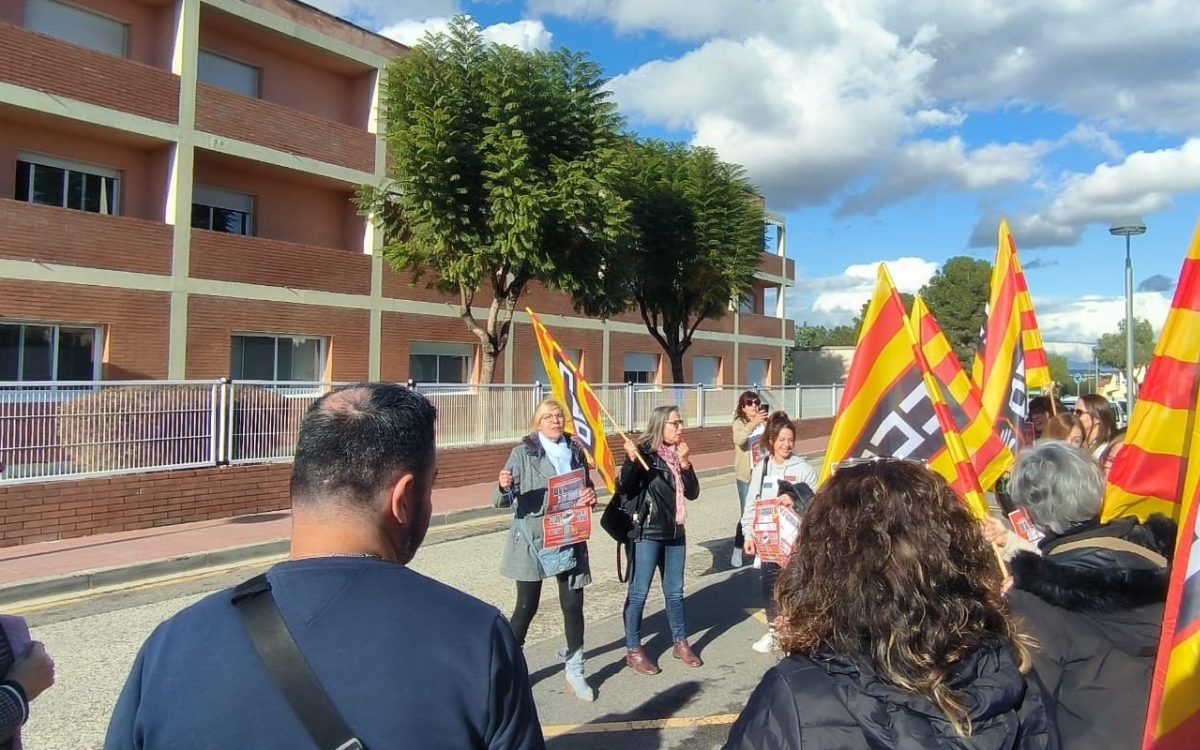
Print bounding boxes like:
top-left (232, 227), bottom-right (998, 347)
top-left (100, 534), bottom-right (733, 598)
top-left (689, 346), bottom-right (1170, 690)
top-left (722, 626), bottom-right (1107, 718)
top-left (1046, 353), bottom-right (1077, 396)
top-left (1096, 317), bottom-right (1156, 370)
top-left (794, 322), bottom-right (859, 348)
top-left (919, 256), bottom-right (993, 370)
top-left (358, 17), bottom-right (629, 382)
top-left (599, 140), bottom-right (764, 383)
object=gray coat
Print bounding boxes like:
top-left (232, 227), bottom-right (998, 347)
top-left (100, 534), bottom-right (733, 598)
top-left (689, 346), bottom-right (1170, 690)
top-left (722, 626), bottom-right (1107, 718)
top-left (493, 433), bottom-right (593, 589)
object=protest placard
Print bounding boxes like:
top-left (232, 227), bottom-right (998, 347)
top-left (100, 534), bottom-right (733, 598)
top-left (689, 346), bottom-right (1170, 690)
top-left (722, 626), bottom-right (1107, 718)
top-left (777, 504), bottom-right (802, 559)
top-left (751, 499), bottom-right (785, 565)
top-left (544, 468), bottom-right (591, 549)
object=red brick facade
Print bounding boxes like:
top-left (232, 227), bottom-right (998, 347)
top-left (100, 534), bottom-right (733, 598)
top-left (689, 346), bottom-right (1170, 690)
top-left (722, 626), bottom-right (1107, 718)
top-left (0, 199), bottom-right (174, 275)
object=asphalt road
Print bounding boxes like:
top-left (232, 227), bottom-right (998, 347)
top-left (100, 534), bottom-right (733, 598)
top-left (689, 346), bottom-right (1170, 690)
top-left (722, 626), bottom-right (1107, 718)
top-left (12, 473), bottom-right (780, 750)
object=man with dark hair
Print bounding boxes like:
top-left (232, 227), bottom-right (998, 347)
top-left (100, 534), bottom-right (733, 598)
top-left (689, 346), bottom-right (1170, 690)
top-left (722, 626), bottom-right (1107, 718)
top-left (1027, 395), bottom-right (1064, 439)
top-left (106, 384), bottom-right (545, 750)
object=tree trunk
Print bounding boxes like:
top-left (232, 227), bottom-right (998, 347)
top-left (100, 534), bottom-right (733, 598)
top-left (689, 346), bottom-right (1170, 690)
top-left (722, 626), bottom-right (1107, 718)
top-left (668, 349), bottom-right (686, 384)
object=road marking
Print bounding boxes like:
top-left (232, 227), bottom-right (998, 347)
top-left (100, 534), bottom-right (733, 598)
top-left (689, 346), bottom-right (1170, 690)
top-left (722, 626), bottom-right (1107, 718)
top-left (543, 713), bottom-right (740, 738)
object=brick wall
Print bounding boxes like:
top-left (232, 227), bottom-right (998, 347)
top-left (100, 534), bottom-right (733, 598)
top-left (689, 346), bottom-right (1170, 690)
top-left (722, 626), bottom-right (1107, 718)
top-left (196, 84), bottom-right (376, 173)
top-left (0, 23), bottom-right (179, 123)
top-left (0, 280), bottom-right (171, 379)
top-left (0, 200), bottom-right (173, 275)
top-left (190, 230), bottom-right (372, 295)
top-left (0, 418), bottom-right (833, 547)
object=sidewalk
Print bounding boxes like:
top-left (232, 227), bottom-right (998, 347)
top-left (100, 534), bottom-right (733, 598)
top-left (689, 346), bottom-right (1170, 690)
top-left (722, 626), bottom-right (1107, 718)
top-left (0, 439), bottom-right (827, 605)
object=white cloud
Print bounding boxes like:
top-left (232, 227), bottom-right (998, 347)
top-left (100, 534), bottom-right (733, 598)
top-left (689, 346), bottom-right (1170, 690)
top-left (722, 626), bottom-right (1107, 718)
top-left (304, 0), bottom-right (458, 28)
top-left (971, 138), bottom-right (1200, 247)
top-left (379, 17), bottom-right (453, 46)
top-left (1036, 291), bottom-right (1173, 361)
top-left (808, 257), bottom-right (939, 318)
top-left (480, 20), bottom-right (553, 51)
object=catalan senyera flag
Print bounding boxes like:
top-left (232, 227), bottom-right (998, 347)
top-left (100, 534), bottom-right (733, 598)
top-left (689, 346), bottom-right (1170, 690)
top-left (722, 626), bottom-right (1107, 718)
top-left (972, 220), bottom-right (1029, 452)
top-left (1103, 217), bottom-right (1200, 525)
top-left (912, 296), bottom-right (1014, 491)
top-left (822, 265), bottom-right (989, 519)
top-left (527, 308), bottom-right (618, 493)
top-left (1007, 225), bottom-right (1052, 391)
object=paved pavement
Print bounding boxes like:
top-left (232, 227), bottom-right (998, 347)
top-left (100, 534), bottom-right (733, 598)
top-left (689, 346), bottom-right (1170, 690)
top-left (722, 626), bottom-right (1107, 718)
top-left (2, 441), bottom-right (828, 749)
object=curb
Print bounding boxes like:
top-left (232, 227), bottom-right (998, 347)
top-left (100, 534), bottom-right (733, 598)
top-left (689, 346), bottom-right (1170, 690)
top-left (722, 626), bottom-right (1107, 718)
top-left (0, 463), bottom-right (751, 607)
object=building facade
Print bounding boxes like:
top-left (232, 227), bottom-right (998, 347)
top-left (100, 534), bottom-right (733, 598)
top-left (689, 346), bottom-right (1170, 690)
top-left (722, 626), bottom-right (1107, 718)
top-left (0, 0), bottom-right (795, 390)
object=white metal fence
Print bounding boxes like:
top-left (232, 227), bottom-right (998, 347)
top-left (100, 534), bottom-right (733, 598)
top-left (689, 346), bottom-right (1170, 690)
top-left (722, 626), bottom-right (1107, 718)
top-left (0, 380), bottom-right (844, 485)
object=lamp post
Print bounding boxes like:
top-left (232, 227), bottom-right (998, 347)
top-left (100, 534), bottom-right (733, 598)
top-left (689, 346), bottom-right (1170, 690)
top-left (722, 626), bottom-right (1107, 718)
top-left (1109, 220), bottom-right (1146, 412)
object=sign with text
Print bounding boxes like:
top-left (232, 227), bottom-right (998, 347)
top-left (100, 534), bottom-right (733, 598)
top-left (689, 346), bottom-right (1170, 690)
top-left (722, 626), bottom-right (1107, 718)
top-left (544, 468), bottom-right (591, 549)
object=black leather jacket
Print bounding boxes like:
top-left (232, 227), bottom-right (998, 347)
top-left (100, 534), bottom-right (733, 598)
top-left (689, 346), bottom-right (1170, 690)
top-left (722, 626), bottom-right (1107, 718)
top-left (616, 447), bottom-right (699, 542)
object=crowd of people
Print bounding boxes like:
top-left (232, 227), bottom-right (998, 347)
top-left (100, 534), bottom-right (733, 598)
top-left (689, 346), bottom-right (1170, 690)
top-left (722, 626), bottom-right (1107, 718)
top-left (0, 381), bottom-right (1169, 749)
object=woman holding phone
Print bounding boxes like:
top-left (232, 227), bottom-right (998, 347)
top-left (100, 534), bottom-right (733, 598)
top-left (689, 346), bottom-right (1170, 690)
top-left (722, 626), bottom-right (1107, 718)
top-left (494, 398), bottom-right (598, 701)
top-left (619, 405), bottom-right (702, 675)
top-left (730, 391), bottom-right (768, 567)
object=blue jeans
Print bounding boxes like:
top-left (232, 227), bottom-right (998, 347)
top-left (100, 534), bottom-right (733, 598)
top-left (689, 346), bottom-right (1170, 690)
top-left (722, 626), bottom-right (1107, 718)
top-left (624, 537), bottom-right (688, 649)
top-left (735, 480), bottom-right (750, 548)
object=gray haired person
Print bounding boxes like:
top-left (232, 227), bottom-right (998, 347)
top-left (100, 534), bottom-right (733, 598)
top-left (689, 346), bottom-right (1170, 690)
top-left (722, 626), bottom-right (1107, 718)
top-left (1001, 441), bottom-right (1175, 750)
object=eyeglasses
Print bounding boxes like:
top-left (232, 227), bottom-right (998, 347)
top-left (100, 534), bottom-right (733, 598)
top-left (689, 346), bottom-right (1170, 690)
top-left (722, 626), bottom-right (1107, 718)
top-left (666, 419), bottom-right (686, 428)
top-left (541, 414), bottom-right (565, 422)
top-left (1073, 409), bottom-right (1087, 416)
top-left (744, 399), bottom-right (760, 407)
top-left (833, 456), bottom-right (928, 474)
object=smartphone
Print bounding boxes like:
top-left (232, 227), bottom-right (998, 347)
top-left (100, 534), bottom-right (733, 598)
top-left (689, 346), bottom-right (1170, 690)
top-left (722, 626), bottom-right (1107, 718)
top-left (759, 403), bottom-right (769, 413)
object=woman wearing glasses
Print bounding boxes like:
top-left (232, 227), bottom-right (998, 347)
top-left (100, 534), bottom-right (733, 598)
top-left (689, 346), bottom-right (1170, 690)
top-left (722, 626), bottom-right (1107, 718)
top-left (740, 411), bottom-right (818, 653)
top-left (1072, 394), bottom-right (1117, 458)
top-left (731, 391), bottom-right (768, 567)
top-left (724, 459), bottom-right (1059, 750)
top-left (619, 405), bottom-right (702, 674)
top-left (495, 398), bottom-right (598, 701)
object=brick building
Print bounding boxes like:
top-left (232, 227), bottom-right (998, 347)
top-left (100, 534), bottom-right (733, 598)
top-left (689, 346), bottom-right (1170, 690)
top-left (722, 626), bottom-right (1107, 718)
top-left (0, 0), bottom-right (795, 390)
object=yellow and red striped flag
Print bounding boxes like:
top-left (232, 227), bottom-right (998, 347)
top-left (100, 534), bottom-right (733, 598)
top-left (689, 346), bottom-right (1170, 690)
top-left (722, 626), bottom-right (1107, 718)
top-left (822, 265), bottom-right (989, 518)
top-left (1103, 217), bottom-right (1200, 525)
top-left (1006, 223), bottom-right (1052, 391)
top-left (912, 296), bottom-right (1014, 491)
top-left (527, 308), bottom-right (618, 492)
top-left (972, 220), bottom-right (1030, 451)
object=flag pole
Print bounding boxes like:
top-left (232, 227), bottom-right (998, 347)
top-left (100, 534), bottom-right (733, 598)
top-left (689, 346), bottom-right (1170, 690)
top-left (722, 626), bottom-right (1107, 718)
top-left (581, 382), bottom-right (650, 471)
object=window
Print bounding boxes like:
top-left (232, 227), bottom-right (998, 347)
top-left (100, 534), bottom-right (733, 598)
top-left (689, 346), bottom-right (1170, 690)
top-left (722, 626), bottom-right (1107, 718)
top-left (763, 287), bottom-right (779, 316)
top-left (15, 155), bottom-right (119, 215)
top-left (198, 50), bottom-right (260, 98)
top-left (693, 356), bottom-right (721, 386)
top-left (192, 186), bottom-right (254, 236)
top-left (534, 348), bottom-right (581, 385)
top-left (410, 342), bottom-right (473, 385)
top-left (25, 0), bottom-right (127, 57)
top-left (623, 353), bottom-right (659, 385)
top-left (748, 358), bottom-right (771, 387)
top-left (0, 322), bottom-right (100, 382)
top-left (231, 335), bottom-right (325, 381)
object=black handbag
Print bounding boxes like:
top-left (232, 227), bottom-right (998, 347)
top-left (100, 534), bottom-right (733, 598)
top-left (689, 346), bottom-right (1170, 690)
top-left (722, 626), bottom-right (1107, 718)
top-left (600, 495), bottom-right (635, 543)
top-left (232, 574), bottom-right (366, 750)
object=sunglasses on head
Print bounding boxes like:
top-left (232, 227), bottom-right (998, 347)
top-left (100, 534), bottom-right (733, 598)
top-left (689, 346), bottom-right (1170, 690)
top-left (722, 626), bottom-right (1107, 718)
top-left (833, 455), bottom-right (928, 474)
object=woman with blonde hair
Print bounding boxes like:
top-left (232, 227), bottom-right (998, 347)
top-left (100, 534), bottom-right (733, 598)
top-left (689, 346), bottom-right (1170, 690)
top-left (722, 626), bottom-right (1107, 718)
top-left (725, 459), bottom-right (1059, 749)
top-left (495, 398), bottom-right (598, 700)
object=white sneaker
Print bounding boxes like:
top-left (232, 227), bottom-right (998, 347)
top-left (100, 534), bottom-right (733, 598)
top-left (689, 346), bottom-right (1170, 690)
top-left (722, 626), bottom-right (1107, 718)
top-left (730, 547), bottom-right (744, 567)
top-left (752, 630), bottom-right (776, 653)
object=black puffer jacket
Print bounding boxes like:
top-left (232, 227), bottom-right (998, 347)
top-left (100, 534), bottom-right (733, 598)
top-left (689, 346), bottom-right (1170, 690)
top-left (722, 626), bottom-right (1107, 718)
top-left (1008, 515), bottom-right (1174, 750)
top-left (616, 448), bottom-right (699, 541)
top-left (724, 642), bottom-right (1060, 750)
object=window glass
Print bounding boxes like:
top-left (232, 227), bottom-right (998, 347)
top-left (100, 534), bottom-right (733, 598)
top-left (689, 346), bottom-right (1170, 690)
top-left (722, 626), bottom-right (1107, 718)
top-left (192, 186), bottom-right (254, 235)
top-left (0, 323), bottom-right (100, 382)
top-left (748, 358), bottom-right (770, 386)
top-left (0, 326), bottom-right (19, 380)
top-left (231, 335), bottom-right (325, 381)
top-left (56, 327), bottom-right (96, 381)
top-left (26, 0), bottom-right (128, 57)
top-left (16, 158), bottom-right (118, 215)
top-left (623, 353), bottom-right (659, 384)
top-left (287, 338), bottom-right (321, 381)
top-left (693, 356), bottom-right (720, 386)
top-left (533, 348), bottom-right (581, 385)
top-left (198, 50), bottom-right (260, 98)
top-left (410, 354), bottom-right (439, 382)
top-left (409, 343), bottom-right (474, 384)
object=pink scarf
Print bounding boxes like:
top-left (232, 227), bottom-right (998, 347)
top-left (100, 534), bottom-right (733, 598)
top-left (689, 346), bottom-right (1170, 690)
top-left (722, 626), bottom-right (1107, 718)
top-left (656, 443), bottom-right (687, 526)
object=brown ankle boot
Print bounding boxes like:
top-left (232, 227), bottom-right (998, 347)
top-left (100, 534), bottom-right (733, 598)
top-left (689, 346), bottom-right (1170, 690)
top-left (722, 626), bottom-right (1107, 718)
top-left (625, 647), bottom-right (661, 675)
top-left (672, 640), bottom-right (703, 667)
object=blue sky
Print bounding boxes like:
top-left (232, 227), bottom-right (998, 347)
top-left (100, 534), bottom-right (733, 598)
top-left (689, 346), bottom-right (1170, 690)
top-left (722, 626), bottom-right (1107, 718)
top-left (310, 0), bottom-right (1200, 363)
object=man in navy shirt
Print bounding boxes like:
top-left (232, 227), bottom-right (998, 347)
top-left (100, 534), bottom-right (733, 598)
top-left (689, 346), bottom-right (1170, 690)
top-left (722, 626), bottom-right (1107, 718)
top-left (106, 383), bottom-right (545, 750)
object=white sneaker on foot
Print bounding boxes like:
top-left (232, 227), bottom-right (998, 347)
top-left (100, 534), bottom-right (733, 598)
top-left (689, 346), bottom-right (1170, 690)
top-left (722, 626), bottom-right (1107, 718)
top-left (730, 547), bottom-right (743, 567)
top-left (752, 630), bottom-right (776, 653)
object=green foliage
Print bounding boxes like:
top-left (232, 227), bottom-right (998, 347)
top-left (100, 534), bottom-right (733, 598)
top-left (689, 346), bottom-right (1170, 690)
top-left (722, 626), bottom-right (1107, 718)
top-left (1096, 317), bottom-right (1156, 369)
top-left (919, 256), bottom-right (993, 370)
top-left (597, 140), bottom-right (766, 382)
top-left (795, 322), bottom-right (859, 348)
top-left (358, 17), bottom-right (629, 382)
top-left (1046, 353), bottom-right (1077, 396)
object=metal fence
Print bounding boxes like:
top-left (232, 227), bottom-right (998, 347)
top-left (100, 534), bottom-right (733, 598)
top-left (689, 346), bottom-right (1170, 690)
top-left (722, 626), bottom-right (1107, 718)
top-left (0, 380), bottom-right (844, 485)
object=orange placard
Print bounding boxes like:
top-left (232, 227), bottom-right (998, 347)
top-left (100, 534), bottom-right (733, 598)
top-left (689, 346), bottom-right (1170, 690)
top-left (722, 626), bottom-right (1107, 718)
top-left (543, 468), bottom-right (591, 550)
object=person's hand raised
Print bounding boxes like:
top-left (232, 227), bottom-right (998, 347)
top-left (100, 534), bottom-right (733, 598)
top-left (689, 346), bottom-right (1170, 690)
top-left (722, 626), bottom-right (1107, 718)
top-left (498, 469), bottom-right (514, 491)
top-left (9, 642), bottom-right (54, 702)
top-left (623, 437), bottom-right (639, 461)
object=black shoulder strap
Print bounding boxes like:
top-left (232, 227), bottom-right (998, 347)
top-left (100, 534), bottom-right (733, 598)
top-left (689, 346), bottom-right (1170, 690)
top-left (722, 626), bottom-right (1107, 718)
top-left (232, 574), bottom-right (365, 750)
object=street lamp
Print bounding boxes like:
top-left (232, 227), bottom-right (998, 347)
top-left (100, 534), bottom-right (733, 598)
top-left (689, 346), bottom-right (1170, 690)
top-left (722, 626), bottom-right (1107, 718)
top-left (1109, 219), bottom-right (1147, 412)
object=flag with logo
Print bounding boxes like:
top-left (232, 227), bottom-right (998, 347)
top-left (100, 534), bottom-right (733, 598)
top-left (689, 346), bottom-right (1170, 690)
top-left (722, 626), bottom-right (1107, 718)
top-left (972, 220), bottom-right (1029, 452)
top-left (822, 265), bottom-right (989, 518)
top-left (912, 296), bottom-right (1014, 491)
top-left (526, 309), bottom-right (618, 492)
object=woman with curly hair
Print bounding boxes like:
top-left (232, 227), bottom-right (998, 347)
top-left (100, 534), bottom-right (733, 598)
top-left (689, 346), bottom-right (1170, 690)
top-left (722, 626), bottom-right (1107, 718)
top-left (724, 459), bottom-right (1059, 750)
